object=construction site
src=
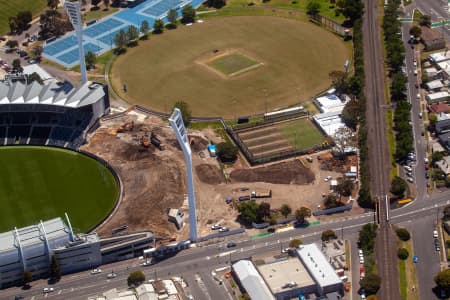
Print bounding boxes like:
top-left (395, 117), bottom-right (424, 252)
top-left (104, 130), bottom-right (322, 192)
top-left (83, 108), bottom-right (362, 241)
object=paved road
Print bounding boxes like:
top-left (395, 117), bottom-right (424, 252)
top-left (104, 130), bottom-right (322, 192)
top-left (3, 190), bottom-right (450, 300)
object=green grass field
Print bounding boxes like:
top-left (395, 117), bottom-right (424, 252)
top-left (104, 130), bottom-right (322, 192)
top-left (112, 16), bottom-right (349, 117)
top-left (0, 0), bottom-right (47, 35)
top-left (277, 118), bottom-right (326, 151)
top-left (0, 146), bottom-right (118, 232)
top-left (208, 53), bottom-right (260, 76)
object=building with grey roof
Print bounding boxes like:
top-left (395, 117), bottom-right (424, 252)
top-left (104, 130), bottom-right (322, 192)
top-left (297, 244), bottom-right (344, 295)
top-left (0, 80), bottom-right (109, 148)
top-left (232, 260), bottom-right (275, 300)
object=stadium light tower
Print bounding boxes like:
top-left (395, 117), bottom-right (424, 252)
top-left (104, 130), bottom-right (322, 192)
top-left (63, 0), bottom-right (88, 84)
top-left (169, 108), bottom-right (198, 242)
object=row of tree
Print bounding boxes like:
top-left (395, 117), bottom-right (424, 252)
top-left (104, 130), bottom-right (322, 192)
top-left (383, 0), bottom-right (413, 164)
top-left (236, 201), bottom-right (311, 224)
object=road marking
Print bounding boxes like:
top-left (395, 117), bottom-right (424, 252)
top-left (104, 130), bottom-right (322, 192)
top-left (58, 290), bottom-right (62, 294)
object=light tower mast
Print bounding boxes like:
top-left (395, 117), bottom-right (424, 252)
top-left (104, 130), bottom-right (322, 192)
top-left (169, 108), bottom-right (198, 242)
top-left (63, 0), bottom-right (88, 84)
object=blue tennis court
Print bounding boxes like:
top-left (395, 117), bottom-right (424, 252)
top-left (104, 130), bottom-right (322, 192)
top-left (43, 0), bottom-right (202, 67)
top-left (84, 18), bottom-right (124, 38)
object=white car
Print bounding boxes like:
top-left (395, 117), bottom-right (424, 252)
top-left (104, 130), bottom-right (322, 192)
top-left (404, 165), bottom-right (412, 172)
top-left (414, 69), bottom-right (418, 76)
top-left (211, 224), bottom-right (221, 230)
top-left (359, 256), bottom-right (365, 264)
top-left (358, 249), bottom-right (364, 257)
top-left (407, 177), bottom-right (414, 183)
top-left (219, 227), bottom-right (229, 232)
top-left (281, 248), bottom-right (290, 253)
top-left (91, 268), bottom-right (102, 275)
top-left (434, 230), bottom-right (439, 238)
top-left (324, 175), bottom-right (332, 182)
top-left (43, 287), bottom-right (54, 293)
top-left (416, 93), bottom-right (420, 100)
top-left (107, 272), bottom-right (117, 279)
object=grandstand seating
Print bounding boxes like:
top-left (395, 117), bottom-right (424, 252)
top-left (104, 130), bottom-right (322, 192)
top-left (0, 108), bottom-right (95, 148)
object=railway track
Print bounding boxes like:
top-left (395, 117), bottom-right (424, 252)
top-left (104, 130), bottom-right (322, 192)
top-left (363, 0), bottom-right (401, 299)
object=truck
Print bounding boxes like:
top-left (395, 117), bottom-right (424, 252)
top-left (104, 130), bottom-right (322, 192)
top-left (238, 195), bottom-right (251, 202)
top-left (251, 190), bottom-right (272, 198)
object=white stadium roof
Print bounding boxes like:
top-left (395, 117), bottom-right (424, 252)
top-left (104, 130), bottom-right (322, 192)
top-left (0, 80), bottom-right (105, 108)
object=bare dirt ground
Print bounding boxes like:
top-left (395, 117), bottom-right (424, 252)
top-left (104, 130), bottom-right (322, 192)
top-left (83, 109), bottom-right (363, 240)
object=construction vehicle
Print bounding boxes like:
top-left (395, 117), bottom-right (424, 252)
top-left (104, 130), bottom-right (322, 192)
top-left (117, 121), bottom-right (134, 133)
top-left (251, 190), bottom-right (272, 198)
top-left (150, 132), bottom-right (165, 150)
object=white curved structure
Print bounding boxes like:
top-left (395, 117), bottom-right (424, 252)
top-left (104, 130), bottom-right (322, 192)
top-left (168, 108), bottom-right (198, 242)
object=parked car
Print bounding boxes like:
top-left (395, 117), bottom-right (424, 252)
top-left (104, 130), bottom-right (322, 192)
top-left (43, 287), bottom-right (54, 293)
top-left (358, 249), bottom-right (363, 257)
top-left (424, 163), bottom-right (430, 170)
top-left (107, 272), bottom-right (117, 278)
top-left (359, 256), bottom-right (364, 264)
top-left (91, 268), bottom-right (102, 275)
top-left (227, 242), bottom-right (236, 248)
top-left (219, 227), bottom-right (229, 233)
top-left (425, 171), bottom-right (430, 179)
top-left (434, 230), bottom-right (439, 238)
top-left (324, 175), bottom-right (332, 182)
top-left (413, 255), bottom-right (419, 263)
top-left (419, 112), bottom-right (423, 119)
top-left (407, 177), bottom-right (414, 183)
top-left (211, 224), bottom-right (221, 230)
top-left (404, 165), bottom-right (412, 172)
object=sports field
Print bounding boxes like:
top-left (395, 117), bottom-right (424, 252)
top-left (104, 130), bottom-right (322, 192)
top-left (0, 146), bottom-right (119, 232)
top-left (207, 53), bottom-right (261, 76)
top-left (111, 16), bottom-right (349, 118)
top-left (0, 0), bottom-right (47, 35)
top-left (236, 117), bottom-right (325, 159)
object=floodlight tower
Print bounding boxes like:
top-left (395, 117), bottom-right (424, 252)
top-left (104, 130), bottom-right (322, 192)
top-left (169, 108), bottom-right (198, 242)
top-left (63, 0), bottom-right (87, 84)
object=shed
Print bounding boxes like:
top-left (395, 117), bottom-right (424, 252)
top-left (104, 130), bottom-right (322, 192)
top-left (425, 79), bottom-right (444, 91)
top-left (426, 91), bottom-right (450, 103)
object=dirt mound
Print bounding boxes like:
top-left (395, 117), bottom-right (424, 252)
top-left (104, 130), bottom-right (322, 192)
top-left (230, 160), bottom-right (315, 184)
top-left (189, 135), bottom-right (209, 152)
top-left (195, 164), bottom-right (225, 184)
top-left (320, 154), bottom-right (357, 173)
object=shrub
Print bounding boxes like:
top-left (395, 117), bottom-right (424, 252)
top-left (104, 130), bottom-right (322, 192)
top-left (289, 239), bottom-right (303, 248)
top-left (360, 273), bottom-right (381, 295)
top-left (127, 270), bottom-right (145, 287)
top-left (396, 228), bottom-right (411, 241)
top-left (321, 229), bottom-right (337, 241)
top-left (446, 240), bottom-right (450, 248)
top-left (397, 248), bottom-right (409, 260)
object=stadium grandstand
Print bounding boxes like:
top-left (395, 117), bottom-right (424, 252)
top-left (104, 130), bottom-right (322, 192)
top-left (0, 215), bottom-right (154, 288)
top-left (0, 80), bottom-right (110, 149)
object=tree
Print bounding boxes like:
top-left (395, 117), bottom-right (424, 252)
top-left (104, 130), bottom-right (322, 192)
top-left (360, 273), bottom-right (381, 295)
top-left (49, 255), bottom-right (61, 280)
top-left (91, 0), bottom-right (101, 8)
top-left (140, 20), bottom-right (150, 39)
top-left (39, 9), bottom-right (73, 39)
top-left (85, 51), bottom-right (97, 69)
top-left (173, 101), bottom-right (191, 126)
top-left (6, 40), bottom-right (19, 49)
top-left (237, 200), bottom-right (259, 223)
top-left (181, 5), bottom-right (196, 24)
top-left (409, 25), bottom-right (422, 39)
top-left (324, 194), bottom-right (342, 209)
top-left (390, 176), bottom-right (407, 198)
top-left (9, 17), bottom-right (19, 34)
top-left (114, 29), bottom-right (127, 51)
top-left (28, 72), bottom-right (44, 84)
top-left (432, 151), bottom-right (445, 164)
top-left (127, 25), bottom-right (139, 42)
top-left (16, 11), bottom-right (32, 31)
top-left (341, 98), bottom-right (359, 129)
top-left (395, 228), bottom-right (411, 241)
top-left (216, 142), bottom-right (238, 162)
top-left (103, 0), bottom-right (110, 9)
top-left (280, 204), bottom-right (292, 218)
top-left (32, 45), bottom-right (44, 59)
top-left (419, 14), bottom-right (431, 27)
top-left (443, 205), bottom-right (450, 221)
top-left (167, 9), bottom-right (178, 28)
top-left (397, 248), bottom-right (409, 260)
top-left (206, 0), bottom-right (227, 8)
top-left (359, 223), bottom-right (378, 253)
top-left (333, 126), bottom-right (357, 157)
top-left (289, 238), bottom-right (303, 248)
top-left (321, 229), bottom-right (337, 241)
top-left (335, 179), bottom-right (354, 197)
top-left (357, 186), bottom-right (373, 209)
top-left (12, 59), bottom-right (23, 73)
top-left (257, 202), bottom-right (271, 222)
top-left (127, 270), bottom-right (145, 287)
top-left (328, 70), bottom-right (349, 94)
top-left (295, 207), bottom-right (311, 224)
top-left (306, 1), bottom-right (321, 16)
top-left (435, 269), bottom-right (450, 295)
top-left (47, 0), bottom-right (59, 10)
top-left (23, 271), bottom-right (32, 287)
top-left (153, 19), bottom-right (164, 34)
